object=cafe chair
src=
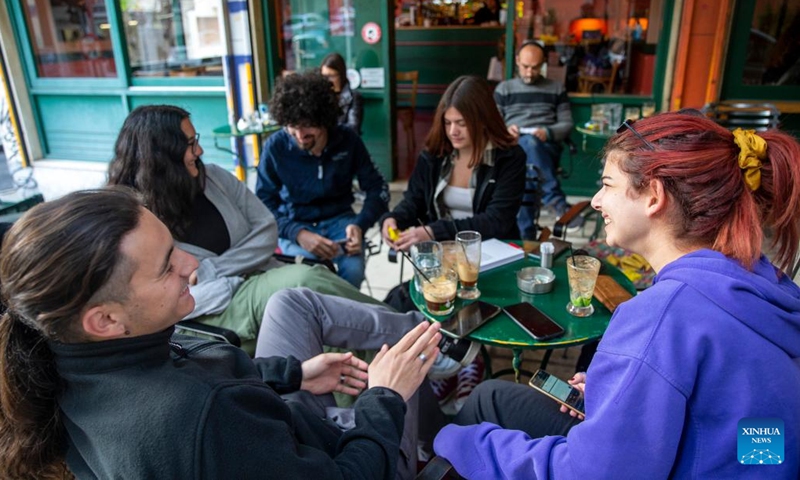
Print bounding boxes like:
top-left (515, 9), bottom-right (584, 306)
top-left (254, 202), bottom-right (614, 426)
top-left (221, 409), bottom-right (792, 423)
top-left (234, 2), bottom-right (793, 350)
top-left (397, 71), bottom-right (420, 166)
top-left (701, 101), bottom-right (780, 131)
top-left (578, 59), bottom-right (622, 94)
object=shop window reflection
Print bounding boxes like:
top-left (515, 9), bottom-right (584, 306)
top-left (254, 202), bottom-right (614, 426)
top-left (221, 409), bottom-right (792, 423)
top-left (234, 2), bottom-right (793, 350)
top-left (21, 0), bottom-right (116, 78)
top-left (121, 0), bottom-right (224, 78)
top-left (280, 0), bottom-right (355, 73)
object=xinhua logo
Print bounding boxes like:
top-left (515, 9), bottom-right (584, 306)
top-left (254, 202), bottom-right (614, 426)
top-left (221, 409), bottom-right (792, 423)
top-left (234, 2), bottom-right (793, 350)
top-left (738, 418), bottom-right (784, 465)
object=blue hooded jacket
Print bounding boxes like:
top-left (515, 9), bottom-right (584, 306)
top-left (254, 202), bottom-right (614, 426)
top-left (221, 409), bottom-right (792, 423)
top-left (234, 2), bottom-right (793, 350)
top-left (256, 125), bottom-right (389, 241)
top-left (435, 249), bottom-right (800, 479)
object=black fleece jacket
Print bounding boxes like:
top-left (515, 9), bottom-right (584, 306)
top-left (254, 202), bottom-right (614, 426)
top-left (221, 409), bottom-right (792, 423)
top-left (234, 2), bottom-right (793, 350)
top-left (380, 145), bottom-right (525, 241)
top-left (51, 328), bottom-right (406, 479)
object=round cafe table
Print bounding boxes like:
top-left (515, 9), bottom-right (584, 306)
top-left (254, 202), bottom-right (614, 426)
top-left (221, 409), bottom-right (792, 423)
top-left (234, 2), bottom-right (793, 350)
top-left (410, 245), bottom-right (637, 382)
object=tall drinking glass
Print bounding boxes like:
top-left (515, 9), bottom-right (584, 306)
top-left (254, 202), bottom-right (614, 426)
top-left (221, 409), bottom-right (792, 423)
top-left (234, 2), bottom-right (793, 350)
top-left (410, 241), bottom-right (442, 291)
top-left (441, 240), bottom-right (459, 275)
top-left (455, 231), bottom-right (481, 299)
top-left (566, 255), bottom-right (601, 317)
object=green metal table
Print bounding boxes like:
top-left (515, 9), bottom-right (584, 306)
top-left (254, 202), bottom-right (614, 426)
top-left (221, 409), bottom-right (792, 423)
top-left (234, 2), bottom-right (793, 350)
top-left (410, 246), bottom-right (637, 382)
top-left (575, 125), bottom-right (614, 152)
top-left (212, 124), bottom-right (282, 181)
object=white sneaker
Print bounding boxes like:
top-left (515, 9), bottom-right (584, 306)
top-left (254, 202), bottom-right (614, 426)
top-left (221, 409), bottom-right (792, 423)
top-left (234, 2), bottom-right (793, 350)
top-left (427, 336), bottom-right (480, 380)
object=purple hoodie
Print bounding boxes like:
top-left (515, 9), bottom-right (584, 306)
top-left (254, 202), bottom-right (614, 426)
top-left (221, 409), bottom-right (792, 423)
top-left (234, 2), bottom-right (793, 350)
top-left (435, 249), bottom-right (800, 479)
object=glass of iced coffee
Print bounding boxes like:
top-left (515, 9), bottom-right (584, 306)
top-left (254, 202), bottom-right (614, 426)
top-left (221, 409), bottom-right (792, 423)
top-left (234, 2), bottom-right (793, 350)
top-left (455, 231), bottom-right (481, 299)
top-left (566, 255), bottom-right (601, 317)
top-left (421, 267), bottom-right (458, 316)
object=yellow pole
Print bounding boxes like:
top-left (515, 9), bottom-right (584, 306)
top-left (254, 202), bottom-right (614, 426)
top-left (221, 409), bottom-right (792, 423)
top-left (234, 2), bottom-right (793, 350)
top-left (0, 61), bottom-right (29, 168)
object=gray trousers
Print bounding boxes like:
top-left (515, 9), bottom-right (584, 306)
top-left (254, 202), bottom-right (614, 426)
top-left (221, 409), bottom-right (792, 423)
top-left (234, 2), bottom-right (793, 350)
top-left (255, 288), bottom-right (427, 479)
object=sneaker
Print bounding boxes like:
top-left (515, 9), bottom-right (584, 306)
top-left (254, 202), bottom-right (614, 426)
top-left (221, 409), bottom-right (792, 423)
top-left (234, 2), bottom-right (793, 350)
top-left (429, 374), bottom-right (458, 404)
top-left (454, 354), bottom-right (486, 412)
top-left (427, 335), bottom-right (480, 379)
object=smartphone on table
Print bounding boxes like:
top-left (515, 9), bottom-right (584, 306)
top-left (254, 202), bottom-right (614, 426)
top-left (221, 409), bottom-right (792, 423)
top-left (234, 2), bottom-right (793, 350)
top-left (438, 301), bottom-right (502, 338)
top-left (529, 369), bottom-right (585, 416)
top-left (503, 302), bottom-right (565, 340)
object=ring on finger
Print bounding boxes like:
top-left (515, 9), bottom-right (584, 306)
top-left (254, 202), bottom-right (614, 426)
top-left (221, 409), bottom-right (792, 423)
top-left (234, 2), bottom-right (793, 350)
top-left (418, 353), bottom-right (428, 363)
top-left (339, 375), bottom-right (346, 384)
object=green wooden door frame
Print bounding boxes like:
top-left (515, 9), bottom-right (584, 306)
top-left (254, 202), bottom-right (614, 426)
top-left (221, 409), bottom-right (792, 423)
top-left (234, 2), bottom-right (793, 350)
top-left (721, 0), bottom-right (800, 102)
top-left (720, 0), bottom-right (800, 137)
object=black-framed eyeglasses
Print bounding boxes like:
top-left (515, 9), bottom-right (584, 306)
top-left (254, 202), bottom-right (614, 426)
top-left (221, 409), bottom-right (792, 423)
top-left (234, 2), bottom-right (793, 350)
top-left (187, 133), bottom-right (200, 155)
top-left (617, 120), bottom-right (655, 150)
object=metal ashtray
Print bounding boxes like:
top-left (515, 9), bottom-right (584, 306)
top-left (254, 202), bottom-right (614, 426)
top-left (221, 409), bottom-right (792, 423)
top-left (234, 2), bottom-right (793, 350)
top-left (517, 267), bottom-right (555, 294)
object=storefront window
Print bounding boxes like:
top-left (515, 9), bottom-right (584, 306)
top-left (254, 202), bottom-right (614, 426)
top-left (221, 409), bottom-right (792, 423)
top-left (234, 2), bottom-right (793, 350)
top-left (513, 0), bottom-right (662, 95)
top-left (21, 0), bottom-right (117, 78)
top-left (280, 0), bottom-right (356, 73)
top-left (121, 0), bottom-right (224, 77)
top-left (744, 0), bottom-right (799, 86)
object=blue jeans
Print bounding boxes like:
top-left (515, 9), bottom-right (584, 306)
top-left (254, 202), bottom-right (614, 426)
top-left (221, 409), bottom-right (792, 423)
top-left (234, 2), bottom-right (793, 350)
top-left (517, 135), bottom-right (567, 239)
top-left (279, 212), bottom-right (365, 288)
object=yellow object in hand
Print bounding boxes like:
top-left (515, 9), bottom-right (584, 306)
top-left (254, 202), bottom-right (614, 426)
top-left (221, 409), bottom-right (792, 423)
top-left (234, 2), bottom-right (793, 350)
top-left (388, 226), bottom-right (400, 241)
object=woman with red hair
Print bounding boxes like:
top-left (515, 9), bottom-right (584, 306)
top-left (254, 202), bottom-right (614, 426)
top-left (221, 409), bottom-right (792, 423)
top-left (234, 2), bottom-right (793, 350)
top-left (434, 111), bottom-right (800, 479)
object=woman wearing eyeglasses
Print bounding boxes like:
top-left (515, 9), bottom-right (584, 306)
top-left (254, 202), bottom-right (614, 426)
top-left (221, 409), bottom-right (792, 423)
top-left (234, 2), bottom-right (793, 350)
top-left (107, 105), bottom-right (384, 355)
top-left (321, 52), bottom-right (363, 135)
top-left (434, 111), bottom-right (800, 478)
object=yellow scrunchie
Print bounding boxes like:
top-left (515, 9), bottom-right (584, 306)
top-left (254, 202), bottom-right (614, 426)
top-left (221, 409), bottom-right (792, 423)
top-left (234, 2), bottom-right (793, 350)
top-left (732, 128), bottom-right (767, 191)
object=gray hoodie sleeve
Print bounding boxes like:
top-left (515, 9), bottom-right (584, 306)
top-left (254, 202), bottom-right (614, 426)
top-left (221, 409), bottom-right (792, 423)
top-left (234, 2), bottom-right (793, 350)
top-left (179, 164), bottom-right (279, 318)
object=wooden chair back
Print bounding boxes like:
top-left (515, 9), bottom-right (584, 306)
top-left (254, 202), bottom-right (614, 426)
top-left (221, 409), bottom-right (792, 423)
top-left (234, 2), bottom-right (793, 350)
top-left (396, 71), bottom-right (419, 110)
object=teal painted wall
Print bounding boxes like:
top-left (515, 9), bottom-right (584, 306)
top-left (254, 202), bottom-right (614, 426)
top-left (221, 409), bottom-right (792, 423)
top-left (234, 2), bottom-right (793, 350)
top-left (35, 95), bottom-right (126, 161)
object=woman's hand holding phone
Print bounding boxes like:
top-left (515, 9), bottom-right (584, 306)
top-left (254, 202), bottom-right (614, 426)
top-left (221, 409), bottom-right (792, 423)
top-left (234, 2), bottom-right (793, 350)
top-left (559, 372), bottom-right (586, 420)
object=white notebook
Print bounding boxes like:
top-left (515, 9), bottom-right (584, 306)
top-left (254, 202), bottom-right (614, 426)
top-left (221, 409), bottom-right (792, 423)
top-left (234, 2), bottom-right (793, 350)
top-left (479, 239), bottom-right (525, 272)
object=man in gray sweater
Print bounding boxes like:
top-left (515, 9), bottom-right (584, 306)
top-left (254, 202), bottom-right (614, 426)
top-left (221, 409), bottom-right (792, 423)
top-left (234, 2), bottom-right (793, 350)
top-left (494, 40), bottom-right (577, 238)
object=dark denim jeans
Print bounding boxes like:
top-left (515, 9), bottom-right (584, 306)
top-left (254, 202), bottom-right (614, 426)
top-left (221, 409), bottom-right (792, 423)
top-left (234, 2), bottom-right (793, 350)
top-left (517, 135), bottom-right (568, 239)
top-left (278, 211), bottom-right (365, 288)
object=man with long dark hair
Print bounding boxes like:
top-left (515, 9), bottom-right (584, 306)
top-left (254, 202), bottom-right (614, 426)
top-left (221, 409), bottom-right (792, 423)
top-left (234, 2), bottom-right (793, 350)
top-left (0, 188), bottom-right (443, 479)
top-left (256, 71), bottom-right (389, 288)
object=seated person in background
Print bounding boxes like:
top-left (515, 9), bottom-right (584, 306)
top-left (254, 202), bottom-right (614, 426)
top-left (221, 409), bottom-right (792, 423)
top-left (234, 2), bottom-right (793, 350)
top-left (257, 71), bottom-right (390, 288)
top-left (471, 0), bottom-right (500, 26)
top-left (381, 75), bottom-right (524, 251)
top-left (321, 52), bottom-right (364, 135)
top-left (434, 112), bottom-right (800, 479)
top-left (0, 188), bottom-right (440, 479)
top-left (108, 105), bottom-right (384, 355)
top-left (495, 40), bottom-right (577, 238)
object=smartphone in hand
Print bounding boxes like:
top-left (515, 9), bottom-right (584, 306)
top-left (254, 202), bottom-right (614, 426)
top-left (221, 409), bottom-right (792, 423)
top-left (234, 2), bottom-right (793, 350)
top-left (438, 301), bottom-right (502, 338)
top-left (529, 369), bottom-right (585, 416)
top-left (503, 302), bottom-right (565, 340)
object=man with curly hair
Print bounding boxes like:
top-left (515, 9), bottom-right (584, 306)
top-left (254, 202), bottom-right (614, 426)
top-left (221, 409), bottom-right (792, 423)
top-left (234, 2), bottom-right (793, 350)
top-left (256, 71), bottom-right (389, 288)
